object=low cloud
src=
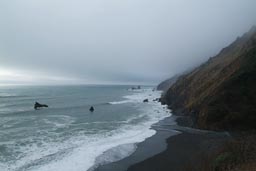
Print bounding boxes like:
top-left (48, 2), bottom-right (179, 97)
top-left (0, 0), bottom-right (256, 85)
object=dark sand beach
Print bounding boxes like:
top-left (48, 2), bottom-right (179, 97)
top-left (94, 116), bottom-right (230, 171)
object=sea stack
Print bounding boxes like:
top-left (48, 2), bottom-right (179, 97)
top-left (34, 102), bottom-right (48, 110)
top-left (89, 106), bottom-right (94, 112)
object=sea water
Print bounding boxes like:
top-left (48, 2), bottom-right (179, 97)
top-left (0, 85), bottom-right (170, 171)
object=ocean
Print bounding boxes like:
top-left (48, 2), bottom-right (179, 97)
top-left (0, 85), bottom-right (170, 171)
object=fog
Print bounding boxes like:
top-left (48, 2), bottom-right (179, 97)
top-left (0, 0), bottom-right (256, 85)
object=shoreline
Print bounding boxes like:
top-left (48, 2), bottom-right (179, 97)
top-left (93, 114), bottom-right (231, 171)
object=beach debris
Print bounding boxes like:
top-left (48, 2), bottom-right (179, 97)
top-left (34, 102), bottom-right (48, 110)
top-left (89, 106), bottom-right (94, 112)
top-left (143, 99), bottom-right (149, 103)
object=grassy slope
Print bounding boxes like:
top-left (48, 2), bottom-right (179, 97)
top-left (163, 28), bottom-right (256, 131)
top-left (161, 27), bottom-right (256, 170)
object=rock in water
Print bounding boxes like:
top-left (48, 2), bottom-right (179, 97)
top-left (89, 106), bottom-right (94, 112)
top-left (143, 99), bottom-right (149, 103)
top-left (34, 102), bottom-right (48, 110)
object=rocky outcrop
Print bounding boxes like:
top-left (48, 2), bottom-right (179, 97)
top-left (162, 26), bottom-right (256, 131)
top-left (34, 102), bottom-right (48, 110)
top-left (143, 99), bottom-right (149, 103)
top-left (89, 106), bottom-right (94, 112)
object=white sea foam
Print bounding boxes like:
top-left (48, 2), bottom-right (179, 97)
top-left (28, 126), bottom-right (157, 171)
top-left (0, 93), bottom-right (17, 97)
top-left (42, 115), bottom-right (75, 128)
top-left (108, 100), bottom-right (132, 105)
top-left (1, 89), bottom-right (170, 171)
top-left (92, 143), bottom-right (137, 168)
top-left (109, 88), bottom-right (159, 105)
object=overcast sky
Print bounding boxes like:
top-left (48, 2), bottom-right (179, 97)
top-left (0, 0), bottom-right (256, 85)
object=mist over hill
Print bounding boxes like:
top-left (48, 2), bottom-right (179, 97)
top-left (160, 26), bottom-right (256, 131)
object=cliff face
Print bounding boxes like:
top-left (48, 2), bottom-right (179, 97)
top-left (162, 27), bottom-right (256, 131)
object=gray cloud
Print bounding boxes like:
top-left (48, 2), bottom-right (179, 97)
top-left (0, 0), bottom-right (256, 85)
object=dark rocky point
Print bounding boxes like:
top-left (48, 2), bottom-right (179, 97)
top-left (143, 99), bottom-right (149, 103)
top-left (34, 102), bottom-right (48, 110)
top-left (89, 106), bottom-right (94, 112)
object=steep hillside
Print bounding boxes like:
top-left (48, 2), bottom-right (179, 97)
top-left (163, 26), bottom-right (256, 131)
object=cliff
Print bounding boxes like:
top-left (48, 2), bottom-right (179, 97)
top-left (161, 26), bottom-right (256, 131)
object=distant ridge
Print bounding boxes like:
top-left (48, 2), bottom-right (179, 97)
top-left (156, 75), bottom-right (178, 92)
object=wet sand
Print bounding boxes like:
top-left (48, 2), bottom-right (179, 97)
top-left (94, 116), bottom-right (230, 171)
